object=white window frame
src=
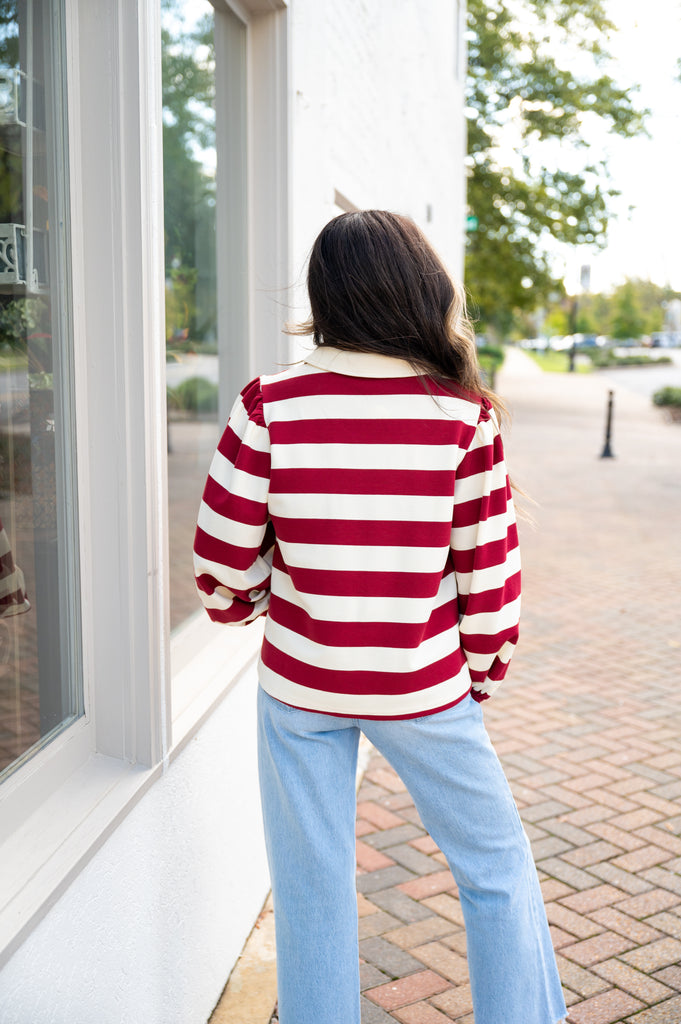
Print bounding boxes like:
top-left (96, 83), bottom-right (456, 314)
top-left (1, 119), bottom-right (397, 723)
top-left (169, 0), bottom-right (290, 742)
top-left (0, 0), bottom-right (289, 967)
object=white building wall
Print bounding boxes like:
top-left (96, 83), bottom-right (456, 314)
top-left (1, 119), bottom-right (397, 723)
top-left (0, 2), bottom-right (466, 1021)
top-left (289, 0), bottom-right (466, 346)
top-left (0, 667), bottom-right (268, 1024)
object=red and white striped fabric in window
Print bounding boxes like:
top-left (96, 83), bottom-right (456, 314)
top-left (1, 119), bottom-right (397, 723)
top-left (193, 346), bottom-right (520, 720)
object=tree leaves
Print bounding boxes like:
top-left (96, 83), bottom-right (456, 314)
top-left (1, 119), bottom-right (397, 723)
top-left (465, 0), bottom-right (649, 336)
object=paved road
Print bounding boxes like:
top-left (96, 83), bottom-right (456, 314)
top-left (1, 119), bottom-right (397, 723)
top-left (598, 349), bottom-right (681, 401)
top-left (165, 352), bottom-right (218, 387)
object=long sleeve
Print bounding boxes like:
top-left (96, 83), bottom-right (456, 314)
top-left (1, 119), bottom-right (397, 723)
top-left (450, 404), bottom-right (521, 701)
top-left (193, 378), bottom-right (274, 624)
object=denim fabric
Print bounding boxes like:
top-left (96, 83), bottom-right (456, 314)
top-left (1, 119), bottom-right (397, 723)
top-left (257, 687), bottom-right (567, 1024)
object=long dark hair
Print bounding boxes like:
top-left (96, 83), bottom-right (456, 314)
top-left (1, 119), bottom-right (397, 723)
top-left (288, 210), bottom-right (504, 422)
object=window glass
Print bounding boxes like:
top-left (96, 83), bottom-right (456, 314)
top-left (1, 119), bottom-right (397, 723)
top-left (162, 0), bottom-right (219, 631)
top-left (0, 0), bottom-right (80, 779)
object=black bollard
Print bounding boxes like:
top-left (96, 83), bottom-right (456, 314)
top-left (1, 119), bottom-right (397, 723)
top-left (568, 342), bottom-right (576, 373)
top-left (600, 389), bottom-right (615, 459)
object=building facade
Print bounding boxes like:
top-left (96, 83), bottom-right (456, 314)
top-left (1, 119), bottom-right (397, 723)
top-left (0, 1), bottom-right (466, 1020)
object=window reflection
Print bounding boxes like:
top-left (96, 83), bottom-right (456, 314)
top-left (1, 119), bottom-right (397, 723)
top-left (0, 0), bottom-right (80, 778)
top-left (162, 0), bottom-right (220, 631)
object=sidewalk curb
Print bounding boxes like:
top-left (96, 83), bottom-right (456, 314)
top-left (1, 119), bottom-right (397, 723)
top-left (208, 894), bottom-right (277, 1024)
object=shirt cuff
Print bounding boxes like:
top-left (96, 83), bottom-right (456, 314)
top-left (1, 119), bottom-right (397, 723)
top-left (470, 688), bottom-right (490, 703)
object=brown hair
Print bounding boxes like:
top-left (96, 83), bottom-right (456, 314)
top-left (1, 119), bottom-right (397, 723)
top-left (288, 209), bottom-right (505, 423)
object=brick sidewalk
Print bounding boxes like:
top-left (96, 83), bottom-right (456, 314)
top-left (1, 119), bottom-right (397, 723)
top-left (352, 354), bottom-right (681, 1024)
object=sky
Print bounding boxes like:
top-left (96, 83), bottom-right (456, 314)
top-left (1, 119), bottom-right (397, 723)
top-left (560, 0), bottom-right (681, 294)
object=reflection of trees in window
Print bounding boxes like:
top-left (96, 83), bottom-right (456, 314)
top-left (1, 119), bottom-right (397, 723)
top-left (161, 0), bottom-right (216, 349)
top-left (162, 1), bottom-right (220, 632)
top-left (0, 0), bottom-right (80, 777)
top-left (0, 1), bottom-right (19, 68)
top-left (0, 1), bottom-right (22, 240)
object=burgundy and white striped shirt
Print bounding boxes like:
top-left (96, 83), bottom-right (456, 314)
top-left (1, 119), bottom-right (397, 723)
top-left (193, 346), bottom-right (520, 719)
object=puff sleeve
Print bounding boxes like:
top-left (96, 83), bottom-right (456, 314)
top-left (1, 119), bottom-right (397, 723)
top-left (450, 402), bottom-right (521, 700)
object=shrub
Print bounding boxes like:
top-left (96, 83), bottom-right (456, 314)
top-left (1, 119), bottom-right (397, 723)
top-left (616, 354), bottom-right (672, 366)
top-left (477, 345), bottom-right (505, 387)
top-left (587, 350), bottom-right (672, 368)
top-left (168, 376), bottom-right (219, 415)
top-left (477, 344), bottom-right (505, 367)
top-left (652, 387), bottom-right (681, 409)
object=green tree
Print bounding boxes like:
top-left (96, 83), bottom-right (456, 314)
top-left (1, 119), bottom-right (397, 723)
top-left (0, 4), bottom-right (23, 225)
top-left (573, 307), bottom-right (597, 335)
top-left (610, 281), bottom-right (646, 340)
top-left (542, 306), bottom-right (570, 337)
top-left (620, 279), bottom-right (667, 334)
top-left (585, 291), bottom-right (615, 336)
top-left (0, 0), bottom-right (19, 68)
top-left (577, 279), bottom-right (675, 338)
top-left (465, 0), bottom-right (648, 338)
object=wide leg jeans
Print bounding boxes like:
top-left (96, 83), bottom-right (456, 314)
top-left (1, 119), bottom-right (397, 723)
top-left (257, 687), bottom-right (567, 1024)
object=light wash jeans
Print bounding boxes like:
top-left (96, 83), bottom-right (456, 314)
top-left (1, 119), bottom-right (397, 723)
top-left (257, 686), bottom-right (567, 1024)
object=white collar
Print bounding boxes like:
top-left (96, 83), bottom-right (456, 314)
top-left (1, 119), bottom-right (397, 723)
top-left (303, 346), bottom-right (418, 378)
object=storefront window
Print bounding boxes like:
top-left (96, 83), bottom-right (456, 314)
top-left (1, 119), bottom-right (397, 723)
top-left (0, 0), bottom-right (80, 778)
top-left (162, 0), bottom-right (219, 631)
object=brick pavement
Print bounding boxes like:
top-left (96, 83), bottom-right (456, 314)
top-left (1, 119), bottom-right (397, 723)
top-left (167, 415), bottom-right (221, 630)
top-left (262, 350), bottom-right (681, 1024)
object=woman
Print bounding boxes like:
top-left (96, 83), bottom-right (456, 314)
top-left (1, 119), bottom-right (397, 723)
top-left (193, 210), bottom-right (567, 1024)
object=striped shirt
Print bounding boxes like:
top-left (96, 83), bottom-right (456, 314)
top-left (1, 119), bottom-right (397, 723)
top-left (193, 345), bottom-right (520, 719)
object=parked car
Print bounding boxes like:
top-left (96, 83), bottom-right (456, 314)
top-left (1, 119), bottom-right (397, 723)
top-left (573, 334), bottom-right (598, 348)
top-left (547, 335), bottom-right (572, 351)
top-left (651, 332), bottom-right (681, 348)
top-left (518, 337), bottom-right (548, 350)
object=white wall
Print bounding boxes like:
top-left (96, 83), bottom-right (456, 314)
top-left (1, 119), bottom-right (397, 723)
top-left (0, 667), bottom-right (269, 1024)
top-left (288, 0), bottom-right (466, 345)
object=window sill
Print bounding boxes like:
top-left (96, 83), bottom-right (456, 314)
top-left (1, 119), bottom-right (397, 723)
top-left (171, 613), bottom-right (265, 752)
top-left (0, 751), bottom-right (160, 967)
top-left (0, 620), bottom-right (264, 967)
